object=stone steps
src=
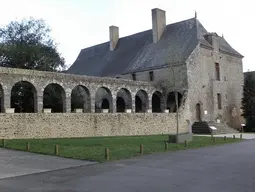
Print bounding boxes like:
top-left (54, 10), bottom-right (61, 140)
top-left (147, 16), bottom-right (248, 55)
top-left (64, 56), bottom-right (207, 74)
top-left (192, 121), bottom-right (239, 135)
top-left (208, 122), bottom-right (239, 135)
top-left (192, 122), bottom-right (212, 134)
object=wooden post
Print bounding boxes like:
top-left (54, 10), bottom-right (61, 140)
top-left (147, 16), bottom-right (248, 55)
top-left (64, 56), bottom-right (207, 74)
top-left (140, 144), bottom-right (144, 154)
top-left (165, 142), bottom-right (168, 150)
top-left (224, 136), bottom-right (226, 140)
top-left (2, 139), bottom-right (6, 147)
top-left (55, 144), bottom-right (59, 155)
top-left (233, 135), bottom-right (235, 139)
top-left (240, 134), bottom-right (242, 139)
top-left (213, 137), bottom-right (216, 143)
top-left (184, 140), bottom-right (187, 147)
top-left (26, 142), bottom-right (30, 151)
top-left (105, 148), bottom-right (109, 160)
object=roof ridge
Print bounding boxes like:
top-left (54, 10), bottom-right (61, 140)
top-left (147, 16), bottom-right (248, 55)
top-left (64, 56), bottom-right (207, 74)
top-left (81, 41), bottom-right (108, 52)
top-left (117, 17), bottom-right (196, 40)
top-left (81, 17), bottom-right (196, 51)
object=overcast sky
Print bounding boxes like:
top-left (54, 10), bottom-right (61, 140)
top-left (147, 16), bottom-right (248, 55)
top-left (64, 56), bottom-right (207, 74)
top-left (0, 0), bottom-right (253, 71)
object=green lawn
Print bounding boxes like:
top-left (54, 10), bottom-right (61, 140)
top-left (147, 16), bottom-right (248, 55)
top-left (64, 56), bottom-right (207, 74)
top-left (0, 135), bottom-right (242, 162)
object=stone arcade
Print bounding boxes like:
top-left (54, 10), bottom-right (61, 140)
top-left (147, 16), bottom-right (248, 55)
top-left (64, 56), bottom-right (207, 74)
top-left (0, 66), bottom-right (188, 139)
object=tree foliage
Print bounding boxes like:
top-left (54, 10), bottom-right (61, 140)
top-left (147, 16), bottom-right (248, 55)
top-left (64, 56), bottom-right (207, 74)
top-left (241, 72), bottom-right (255, 131)
top-left (0, 18), bottom-right (66, 112)
top-left (0, 18), bottom-right (65, 71)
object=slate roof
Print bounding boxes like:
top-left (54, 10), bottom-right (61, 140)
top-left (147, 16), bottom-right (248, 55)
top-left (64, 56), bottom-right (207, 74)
top-left (67, 18), bottom-right (243, 77)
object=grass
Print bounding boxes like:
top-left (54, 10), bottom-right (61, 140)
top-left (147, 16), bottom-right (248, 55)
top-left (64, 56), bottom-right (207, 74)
top-left (0, 135), bottom-right (242, 162)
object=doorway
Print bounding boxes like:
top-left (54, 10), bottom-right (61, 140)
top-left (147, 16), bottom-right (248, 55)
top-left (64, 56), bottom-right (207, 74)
top-left (196, 103), bottom-right (202, 121)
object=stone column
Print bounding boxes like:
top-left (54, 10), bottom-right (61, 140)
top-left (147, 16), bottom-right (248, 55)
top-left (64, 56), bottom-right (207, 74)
top-left (161, 95), bottom-right (166, 113)
top-left (65, 97), bottom-right (71, 113)
top-left (132, 94), bottom-right (136, 112)
top-left (4, 92), bottom-right (11, 112)
top-left (64, 88), bottom-right (72, 113)
top-left (147, 93), bottom-right (152, 112)
top-left (37, 94), bottom-right (43, 113)
top-left (112, 95), bottom-right (116, 113)
top-left (90, 92), bottom-right (96, 113)
top-left (3, 86), bottom-right (12, 112)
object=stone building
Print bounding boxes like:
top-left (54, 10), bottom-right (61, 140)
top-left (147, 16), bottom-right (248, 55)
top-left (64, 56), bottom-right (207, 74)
top-left (0, 7), bottom-right (244, 139)
top-left (68, 8), bottom-right (244, 133)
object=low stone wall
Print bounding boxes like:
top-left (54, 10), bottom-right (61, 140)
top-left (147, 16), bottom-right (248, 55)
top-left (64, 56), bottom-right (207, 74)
top-left (0, 113), bottom-right (188, 139)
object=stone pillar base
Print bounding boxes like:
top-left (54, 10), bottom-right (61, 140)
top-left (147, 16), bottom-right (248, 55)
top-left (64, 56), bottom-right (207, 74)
top-left (43, 108), bottom-right (52, 113)
top-left (102, 109), bottom-right (109, 113)
top-left (5, 108), bottom-right (15, 113)
top-left (74, 109), bottom-right (83, 113)
top-left (147, 109), bottom-right (152, 113)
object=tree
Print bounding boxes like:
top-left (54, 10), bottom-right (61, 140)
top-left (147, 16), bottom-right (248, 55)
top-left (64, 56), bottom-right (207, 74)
top-left (241, 72), bottom-right (255, 131)
top-left (0, 18), bottom-right (66, 112)
top-left (0, 17), bottom-right (65, 71)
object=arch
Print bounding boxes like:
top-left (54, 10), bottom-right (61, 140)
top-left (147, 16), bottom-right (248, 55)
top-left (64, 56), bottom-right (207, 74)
top-left (10, 81), bottom-right (37, 113)
top-left (71, 85), bottom-right (91, 112)
top-left (95, 87), bottom-right (113, 113)
top-left (43, 83), bottom-right (66, 113)
top-left (0, 84), bottom-right (4, 113)
top-left (196, 103), bottom-right (202, 121)
top-left (116, 97), bottom-right (125, 112)
top-left (102, 98), bottom-right (110, 109)
top-left (135, 90), bottom-right (149, 113)
top-left (116, 88), bottom-right (132, 113)
top-left (152, 91), bottom-right (163, 113)
top-left (166, 91), bottom-right (183, 113)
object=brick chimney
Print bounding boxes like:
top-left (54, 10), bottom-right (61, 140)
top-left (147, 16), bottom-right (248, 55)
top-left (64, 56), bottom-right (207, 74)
top-left (152, 8), bottom-right (166, 43)
top-left (109, 26), bottom-right (119, 51)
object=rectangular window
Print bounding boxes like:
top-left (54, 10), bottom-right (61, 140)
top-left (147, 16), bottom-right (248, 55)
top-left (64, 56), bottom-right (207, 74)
top-left (132, 73), bottom-right (136, 81)
top-left (217, 93), bottom-right (222, 109)
top-left (149, 71), bottom-right (154, 81)
top-left (215, 63), bottom-right (220, 81)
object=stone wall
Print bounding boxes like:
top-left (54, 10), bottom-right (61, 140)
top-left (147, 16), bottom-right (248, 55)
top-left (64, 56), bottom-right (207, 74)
top-left (120, 64), bottom-right (189, 114)
top-left (0, 66), bottom-right (158, 113)
top-left (120, 64), bottom-right (188, 93)
top-left (186, 43), bottom-right (244, 128)
top-left (0, 113), bottom-right (188, 139)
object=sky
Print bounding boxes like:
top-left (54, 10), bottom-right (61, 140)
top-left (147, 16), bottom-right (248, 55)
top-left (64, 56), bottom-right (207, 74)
top-left (0, 0), bottom-right (253, 71)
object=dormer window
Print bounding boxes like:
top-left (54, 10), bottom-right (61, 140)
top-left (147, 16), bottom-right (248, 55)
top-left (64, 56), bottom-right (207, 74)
top-left (132, 73), bottom-right (136, 81)
top-left (149, 71), bottom-right (154, 81)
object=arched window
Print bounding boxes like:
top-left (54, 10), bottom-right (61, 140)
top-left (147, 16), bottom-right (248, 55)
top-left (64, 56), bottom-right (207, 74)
top-left (152, 91), bottom-right (163, 113)
top-left (116, 88), bottom-right (132, 112)
top-left (71, 85), bottom-right (91, 112)
top-left (95, 87), bottom-right (113, 113)
top-left (135, 90), bottom-right (149, 113)
top-left (11, 81), bottom-right (37, 113)
top-left (43, 83), bottom-right (66, 113)
top-left (166, 92), bottom-right (182, 113)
